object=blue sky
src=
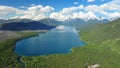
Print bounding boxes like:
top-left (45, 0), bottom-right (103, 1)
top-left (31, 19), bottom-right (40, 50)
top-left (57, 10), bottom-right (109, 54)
top-left (0, 0), bottom-right (120, 21)
top-left (0, 0), bottom-right (111, 11)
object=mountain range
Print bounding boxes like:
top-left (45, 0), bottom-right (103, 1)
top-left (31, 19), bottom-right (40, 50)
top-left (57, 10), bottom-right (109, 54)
top-left (61, 18), bottom-right (109, 29)
top-left (0, 18), bottom-right (110, 31)
top-left (0, 19), bottom-right (56, 31)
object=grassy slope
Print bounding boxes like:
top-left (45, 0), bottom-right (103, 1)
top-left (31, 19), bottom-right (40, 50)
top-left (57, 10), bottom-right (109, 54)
top-left (80, 18), bottom-right (120, 52)
top-left (0, 32), bottom-right (40, 68)
top-left (22, 19), bottom-right (120, 68)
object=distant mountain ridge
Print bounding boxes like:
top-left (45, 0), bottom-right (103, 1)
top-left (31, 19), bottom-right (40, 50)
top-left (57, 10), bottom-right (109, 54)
top-left (38, 18), bottom-right (61, 26)
top-left (62, 18), bottom-right (109, 24)
top-left (0, 21), bottom-right (55, 31)
top-left (80, 18), bottom-right (120, 52)
top-left (0, 18), bottom-right (34, 23)
top-left (0, 18), bottom-right (61, 26)
top-left (61, 18), bottom-right (109, 29)
top-left (0, 18), bottom-right (110, 31)
top-left (0, 18), bottom-right (109, 25)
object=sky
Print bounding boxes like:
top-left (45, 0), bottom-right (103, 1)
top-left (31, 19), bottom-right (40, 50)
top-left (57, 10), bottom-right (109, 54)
top-left (0, 0), bottom-right (120, 21)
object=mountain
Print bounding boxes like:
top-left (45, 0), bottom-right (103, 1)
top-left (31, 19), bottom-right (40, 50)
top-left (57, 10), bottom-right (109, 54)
top-left (0, 18), bottom-right (59, 31)
top-left (109, 16), bottom-right (120, 21)
top-left (0, 18), bottom-right (109, 26)
top-left (75, 18), bottom-right (120, 68)
top-left (62, 18), bottom-right (109, 29)
top-left (0, 18), bottom-right (110, 31)
top-left (38, 18), bottom-right (61, 26)
top-left (80, 18), bottom-right (120, 51)
top-left (0, 21), bottom-right (55, 31)
top-left (0, 18), bottom-right (61, 26)
top-left (62, 18), bottom-right (109, 24)
top-left (0, 18), bottom-right (34, 23)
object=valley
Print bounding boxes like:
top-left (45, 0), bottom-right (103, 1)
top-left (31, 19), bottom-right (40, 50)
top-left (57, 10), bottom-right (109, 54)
top-left (0, 0), bottom-right (120, 68)
top-left (0, 18), bottom-right (120, 68)
top-left (21, 18), bottom-right (120, 68)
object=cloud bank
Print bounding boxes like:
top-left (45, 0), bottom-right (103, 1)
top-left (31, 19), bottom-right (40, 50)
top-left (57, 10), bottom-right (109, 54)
top-left (0, 0), bottom-right (120, 21)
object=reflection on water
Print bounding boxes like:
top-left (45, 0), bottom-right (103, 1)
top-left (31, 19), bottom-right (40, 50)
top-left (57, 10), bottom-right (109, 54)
top-left (15, 25), bottom-right (85, 56)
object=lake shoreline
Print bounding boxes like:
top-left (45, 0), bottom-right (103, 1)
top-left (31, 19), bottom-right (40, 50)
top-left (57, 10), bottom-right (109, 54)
top-left (15, 26), bottom-right (85, 56)
top-left (0, 31), bottom-right (48, 68)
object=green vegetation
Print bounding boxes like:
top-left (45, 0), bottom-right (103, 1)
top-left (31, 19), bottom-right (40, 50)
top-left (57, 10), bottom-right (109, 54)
top-left (80, 18), bottom-right (120, 52)
top-left (22, 19), bottom-right (120, 68)
top-left (0, 19), bottom-right (120, 68)
top-left (0, 32), bottom-right (40, 68)
top-left (22, 45), bottom-right (120, 68)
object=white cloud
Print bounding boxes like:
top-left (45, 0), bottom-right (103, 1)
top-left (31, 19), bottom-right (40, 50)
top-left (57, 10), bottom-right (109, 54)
top-left (100, 3), bottom-right (120, 11)
top-left (27, 5), bottom-right (54, 13)
top-left (100, 11), bottom-right (120, 18)
top-left (50, 12), bottom-right (70, 21)
top-left (73, 11), bottom-right (97, 19)
top-left (50, 5), bottom-right (97, 21)
top-left (84, 3), bottom-right (120, 13)
top-left (108, 12), bottom-right (120, 18)
top-left (0, 0), bottom-right (120, 21)
top-left (85, 5), bottom-right (101, 12)
top-left (30, 4), bottom-right (35, 6)
top-left (50, 5), bottom-right (86, 21)
top-left (20, 6), bottom-right (28, 9)
top-left (50, 11), bottom-right (97, 21)
top-left (74, 2), bottom-right (79, 5)
top-left (109, 0), bottom-right (120, 4)
top-left (87, 0), bottom-right (95, 2)
top-left (20, 5), bottom-right (54, 20)
top-left (0, 6), bottom-right (24, 15)
top-left (50, 0), bottom-right (120, 21)
top-left (0, 5), bottom-right (54, 20)
top-left (61, 5), bottom-right (84, 14)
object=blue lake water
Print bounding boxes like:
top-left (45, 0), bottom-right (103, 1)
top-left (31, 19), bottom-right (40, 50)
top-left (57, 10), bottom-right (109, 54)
top-left (14, 25), bottom-right (85, 56)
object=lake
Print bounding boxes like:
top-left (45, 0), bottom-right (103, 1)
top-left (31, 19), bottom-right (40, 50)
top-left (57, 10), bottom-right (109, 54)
top-left (14, 25), bottom-right (85, 56)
